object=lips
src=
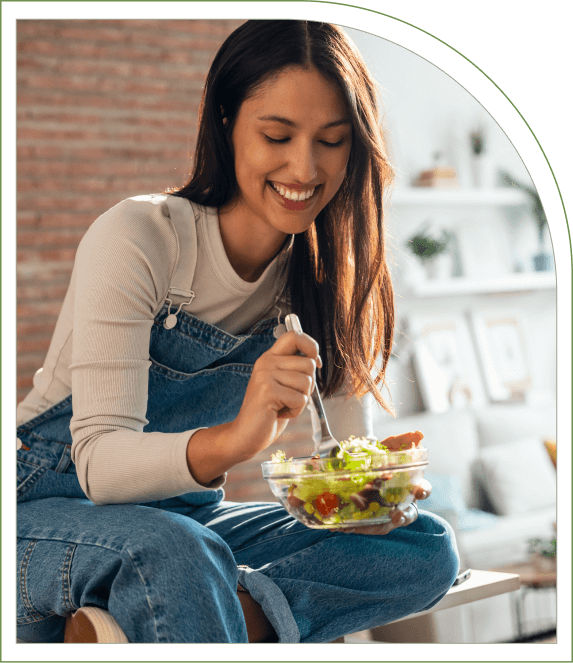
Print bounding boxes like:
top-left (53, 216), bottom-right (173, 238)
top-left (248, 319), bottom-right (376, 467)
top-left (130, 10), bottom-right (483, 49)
top-left (267, 181), bottom-right (322, 211)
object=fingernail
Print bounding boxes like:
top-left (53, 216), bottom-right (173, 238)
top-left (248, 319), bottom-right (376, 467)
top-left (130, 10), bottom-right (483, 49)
top-left (397, 516), bottom-right (406, 526)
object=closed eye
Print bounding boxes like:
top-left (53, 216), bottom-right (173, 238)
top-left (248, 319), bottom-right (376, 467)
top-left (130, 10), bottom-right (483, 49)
top-left (264, 135), bottom-right (346, 148)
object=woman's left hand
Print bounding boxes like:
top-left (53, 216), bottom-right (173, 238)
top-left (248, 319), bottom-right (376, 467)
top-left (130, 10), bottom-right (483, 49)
top-left (332, 479), bottom-right (432, 535)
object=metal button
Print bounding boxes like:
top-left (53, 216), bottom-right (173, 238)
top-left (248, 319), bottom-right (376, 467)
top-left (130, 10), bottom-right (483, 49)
top-left (17, 438), bottom-right (23, 450)
top-left (163, 313), bottom-right (178, 329)
top-left (273, 323), bottom-right (286, 339)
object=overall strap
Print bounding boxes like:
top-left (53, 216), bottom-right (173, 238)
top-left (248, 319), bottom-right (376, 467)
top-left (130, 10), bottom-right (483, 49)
top-left (162, 195), bottom-right (201, 329)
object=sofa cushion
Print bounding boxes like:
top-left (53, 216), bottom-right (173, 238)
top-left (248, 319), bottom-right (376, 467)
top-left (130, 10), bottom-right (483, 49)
top-left (474, 404), bottom-right (556, 448)
top-left (459, 506), bottom-right (556, 568)
top-left (473, 438), bottom-right (556, 516)
top-left (421, 471), bottom-right (500, 533)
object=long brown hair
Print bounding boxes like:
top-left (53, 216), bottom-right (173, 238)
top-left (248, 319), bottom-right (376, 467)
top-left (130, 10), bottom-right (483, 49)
top-left (170, 20), bottom-right (396, 414)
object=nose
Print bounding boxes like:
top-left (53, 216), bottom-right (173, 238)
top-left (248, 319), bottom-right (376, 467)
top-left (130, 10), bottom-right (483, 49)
top-left (288, 140), bottom-right (318, 184)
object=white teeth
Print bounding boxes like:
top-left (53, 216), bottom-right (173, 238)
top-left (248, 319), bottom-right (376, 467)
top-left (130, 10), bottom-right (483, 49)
top-left (271, 182), bottom-right (316, 201)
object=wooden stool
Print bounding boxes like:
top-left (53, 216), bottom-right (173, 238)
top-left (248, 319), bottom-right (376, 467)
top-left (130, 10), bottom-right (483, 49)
top-left (61, 607), bottom-right (345, 643)
top-left (64, 607), bottom-right (129, 643)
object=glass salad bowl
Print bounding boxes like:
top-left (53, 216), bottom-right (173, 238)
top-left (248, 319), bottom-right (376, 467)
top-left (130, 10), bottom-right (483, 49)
top-left (261, 437), bottom-right (429, 529)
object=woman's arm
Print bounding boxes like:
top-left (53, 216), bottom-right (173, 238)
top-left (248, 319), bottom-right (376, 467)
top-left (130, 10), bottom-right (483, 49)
top-left (186, 331), bottom-right (321, 485)
top-left (185, 423), bottom-right (237, 486)
top-left (70, 197), bottom-right (222, 505)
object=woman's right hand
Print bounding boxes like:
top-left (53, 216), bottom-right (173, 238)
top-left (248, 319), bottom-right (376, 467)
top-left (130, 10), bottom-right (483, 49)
top-left (231, 330), bottom-right (322, 459)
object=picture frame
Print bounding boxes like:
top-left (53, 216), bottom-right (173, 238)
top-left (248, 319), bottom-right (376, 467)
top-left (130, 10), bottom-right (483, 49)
top-left (408, 313), bottom-right (487, 414)
top-left (454, 219), bottom-right (511, 278)
top-left (470, 310), bottom-right (531, 402)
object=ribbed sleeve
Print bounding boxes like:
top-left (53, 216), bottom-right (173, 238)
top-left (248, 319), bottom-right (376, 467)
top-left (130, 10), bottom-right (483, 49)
top-left (68, 197), bottom-right (223, 505)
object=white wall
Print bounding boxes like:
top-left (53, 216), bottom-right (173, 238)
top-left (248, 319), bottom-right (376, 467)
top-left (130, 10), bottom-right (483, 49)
top-left (344, 28), bottom-right (557, 416)
top-left (345, 28), bottom-right (532, 190)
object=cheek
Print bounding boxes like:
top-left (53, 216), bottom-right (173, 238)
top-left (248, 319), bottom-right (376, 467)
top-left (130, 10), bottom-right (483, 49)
top-left (331, 160), bottom-right (347, 194)
top-left (234, 144), bottom-right (276, 194)
top-left (247, 144), bottom-right (274, 169)
top-left (328, 150), bottom-right (351, 190)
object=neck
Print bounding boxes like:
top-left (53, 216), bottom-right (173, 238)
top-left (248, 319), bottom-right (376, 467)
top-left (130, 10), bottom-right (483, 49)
top-left (218, 206), bottom-right (289, 283)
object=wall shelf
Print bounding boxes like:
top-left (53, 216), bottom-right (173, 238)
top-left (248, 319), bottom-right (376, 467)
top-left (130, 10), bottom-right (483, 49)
top-left (389, 187), bottom-right (528, 207)
top-left (389, 187), bottom-right (553, 301)
top-left (404, 273), bottom-right (556, 298)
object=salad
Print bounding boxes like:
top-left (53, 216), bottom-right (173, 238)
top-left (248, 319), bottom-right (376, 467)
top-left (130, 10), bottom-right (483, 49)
top-left (265, 432), bottom-right (427, 528)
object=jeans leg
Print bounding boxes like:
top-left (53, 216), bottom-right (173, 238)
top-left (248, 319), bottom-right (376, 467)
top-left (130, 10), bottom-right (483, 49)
top-left (17, 497), bottom-right (248, 643)
top-left (186, 501), bottom-right (459, 643)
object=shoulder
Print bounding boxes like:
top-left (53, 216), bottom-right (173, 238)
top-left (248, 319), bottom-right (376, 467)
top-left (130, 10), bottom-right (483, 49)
top-left (90, 194), bottom-right (180, 230)
top-left (80, 194), bottom-right (199, 258)
top-left (74, 195), bottom-right (189, 290)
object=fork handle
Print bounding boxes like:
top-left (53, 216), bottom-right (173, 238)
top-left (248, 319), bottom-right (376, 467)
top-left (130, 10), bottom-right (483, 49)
top-left (284, 314), bottom-right (334, 440)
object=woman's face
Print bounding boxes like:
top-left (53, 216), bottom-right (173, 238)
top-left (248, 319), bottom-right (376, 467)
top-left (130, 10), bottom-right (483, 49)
top-left (227, 66), bottom-right (352, 240)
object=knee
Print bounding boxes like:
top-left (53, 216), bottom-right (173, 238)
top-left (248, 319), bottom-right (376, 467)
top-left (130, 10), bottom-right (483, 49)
top-left (414, 511), bottom-right (460, 601)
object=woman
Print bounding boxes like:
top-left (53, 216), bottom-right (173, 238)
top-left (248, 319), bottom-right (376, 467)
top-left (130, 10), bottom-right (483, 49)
top-left (16, 20), bottom-right (458, 643)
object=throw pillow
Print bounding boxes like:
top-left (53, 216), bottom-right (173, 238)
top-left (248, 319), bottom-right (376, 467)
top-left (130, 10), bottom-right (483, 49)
top-left (474, 438), bottom-right (556, 516)
top-left (544, 439), bottom-right (556, 468)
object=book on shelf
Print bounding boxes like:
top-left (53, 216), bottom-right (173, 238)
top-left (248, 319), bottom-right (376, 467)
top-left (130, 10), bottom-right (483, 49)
top-left (413, 166), bottom-right (459, 189)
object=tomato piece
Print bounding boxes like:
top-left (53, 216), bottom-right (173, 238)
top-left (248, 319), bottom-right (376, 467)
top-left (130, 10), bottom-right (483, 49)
top-left (315, 491), bottom-right (339, 516)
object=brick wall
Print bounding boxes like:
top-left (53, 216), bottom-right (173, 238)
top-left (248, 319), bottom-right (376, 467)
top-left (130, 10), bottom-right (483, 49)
top-left (17, 18), bottom-right (282, 503)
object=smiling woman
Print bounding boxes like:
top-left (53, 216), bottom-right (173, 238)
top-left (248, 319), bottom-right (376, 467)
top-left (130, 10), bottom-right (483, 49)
top-left (16, 20), bottom-right (458, 644)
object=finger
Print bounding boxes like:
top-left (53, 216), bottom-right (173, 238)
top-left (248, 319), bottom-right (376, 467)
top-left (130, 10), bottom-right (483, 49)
top-left (389, 502), bottom-right (417, 528)
top-left (274, 370), bottom-right (314, 398)
top-left (390, 509), bottom-right (408, 527)
top-left (270, 384), bottom-right (309, 419)
top-left (275, 355), bottom-right (318, 379)
top-left (413, 479), bottom-right (432, 500)
top-left (271, 330), bottom-right (321, 364)
top-left (277, 406), bottom-right (290, 418)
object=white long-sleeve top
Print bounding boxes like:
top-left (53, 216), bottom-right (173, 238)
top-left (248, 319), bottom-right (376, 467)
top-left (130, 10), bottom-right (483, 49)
top-left (17, 195), bottom-right (375, 505)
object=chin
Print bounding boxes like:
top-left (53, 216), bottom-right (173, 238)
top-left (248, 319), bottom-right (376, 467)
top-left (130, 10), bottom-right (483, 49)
top-left (270, 211), bottom-right (318, 235)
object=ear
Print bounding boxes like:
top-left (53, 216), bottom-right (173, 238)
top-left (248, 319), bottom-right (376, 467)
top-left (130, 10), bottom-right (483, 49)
top-left (220, 105), bottom-right (228, 127)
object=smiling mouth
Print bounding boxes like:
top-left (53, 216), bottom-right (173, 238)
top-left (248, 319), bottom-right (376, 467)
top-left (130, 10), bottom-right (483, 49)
top-left (268, 182), bottom-right (320, 208)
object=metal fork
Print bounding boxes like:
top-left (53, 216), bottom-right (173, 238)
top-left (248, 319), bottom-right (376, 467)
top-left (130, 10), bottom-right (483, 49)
top-left (284, 313), bottom-right (341, 458)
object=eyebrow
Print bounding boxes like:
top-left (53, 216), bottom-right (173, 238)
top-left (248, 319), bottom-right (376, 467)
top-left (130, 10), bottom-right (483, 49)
top-left (257, 115), bottom-right (351, 129)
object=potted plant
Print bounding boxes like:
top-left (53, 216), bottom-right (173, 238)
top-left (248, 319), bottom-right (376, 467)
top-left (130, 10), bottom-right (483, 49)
top-left (469, 126), bottom-right (496, 188)
top-left (528, 537), bottom-right (556, 572)
top-left (406, 223), bottom-right (454, 279)
top-left (501, 172), bottom-right (551, 271)
top-left (470, 128), bottom-right (485, 157)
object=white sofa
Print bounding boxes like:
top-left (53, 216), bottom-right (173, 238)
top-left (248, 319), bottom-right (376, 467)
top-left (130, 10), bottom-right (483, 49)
top-left (368, 402), bottom-right (557, 643)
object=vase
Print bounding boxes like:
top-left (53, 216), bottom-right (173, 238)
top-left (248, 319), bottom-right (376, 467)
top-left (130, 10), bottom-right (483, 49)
top-left (532, 226), bottom-right (554, 271)
top-left (423, 253), bottom-right (454, 280)
top-left (530, 552), bottom-right (556, 573)
top-left (470, 154), bottom-right (497, 188)
top-left (400, 252), bottom-right (428, 290)
top-left (533, 251), bottom-right (552, 271)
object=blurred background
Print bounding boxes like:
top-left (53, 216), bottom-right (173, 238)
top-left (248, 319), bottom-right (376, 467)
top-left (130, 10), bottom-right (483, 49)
top-left (17, 20), bottom-right (557, 643)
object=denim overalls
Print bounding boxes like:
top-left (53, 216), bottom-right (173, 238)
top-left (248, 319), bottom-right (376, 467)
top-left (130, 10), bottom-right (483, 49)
top-left (17, 196), bottom-right (458, 643)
